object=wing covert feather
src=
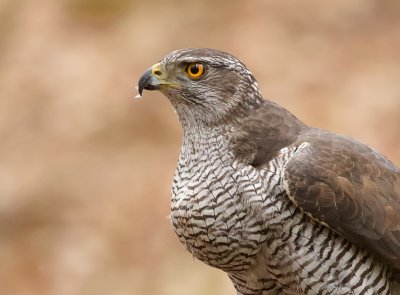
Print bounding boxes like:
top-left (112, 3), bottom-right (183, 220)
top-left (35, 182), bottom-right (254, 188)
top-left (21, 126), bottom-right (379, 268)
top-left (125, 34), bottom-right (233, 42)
top-left (283, 131), bottom-right (400, 270)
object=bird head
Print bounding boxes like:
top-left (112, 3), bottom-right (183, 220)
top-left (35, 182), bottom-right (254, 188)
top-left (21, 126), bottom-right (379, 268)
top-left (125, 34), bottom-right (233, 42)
top-left (138, 48), bottom-right (263, 128)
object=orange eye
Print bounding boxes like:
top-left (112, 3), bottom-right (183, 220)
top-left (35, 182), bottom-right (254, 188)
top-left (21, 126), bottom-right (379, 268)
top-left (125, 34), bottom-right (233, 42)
top-left (186, 63), bottom-right (204, 79)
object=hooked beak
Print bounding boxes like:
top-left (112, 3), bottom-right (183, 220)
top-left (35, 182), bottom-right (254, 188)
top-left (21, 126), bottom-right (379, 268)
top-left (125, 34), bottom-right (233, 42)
top-left (138, 63), bottom-right (164, 96)
top-left (137, 63), bottom-right (180, 98)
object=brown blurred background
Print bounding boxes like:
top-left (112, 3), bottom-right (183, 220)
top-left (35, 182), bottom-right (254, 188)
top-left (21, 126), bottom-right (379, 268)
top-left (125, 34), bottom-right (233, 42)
top-left (0, 0), bottom-right (399, 294)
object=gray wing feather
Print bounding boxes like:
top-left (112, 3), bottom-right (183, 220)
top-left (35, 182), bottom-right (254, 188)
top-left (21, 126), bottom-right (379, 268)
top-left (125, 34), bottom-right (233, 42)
top-left (284, 130), bottom-right (400, 271)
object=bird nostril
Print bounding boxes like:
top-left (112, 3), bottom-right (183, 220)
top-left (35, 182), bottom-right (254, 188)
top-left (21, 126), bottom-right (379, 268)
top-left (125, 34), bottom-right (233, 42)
top-left (154, 70), bottom-right (162, 76)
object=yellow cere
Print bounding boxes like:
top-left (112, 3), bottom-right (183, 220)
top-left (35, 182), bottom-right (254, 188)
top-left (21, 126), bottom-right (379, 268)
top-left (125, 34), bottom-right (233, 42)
top-left (151, 63), bottom-right (162, 76)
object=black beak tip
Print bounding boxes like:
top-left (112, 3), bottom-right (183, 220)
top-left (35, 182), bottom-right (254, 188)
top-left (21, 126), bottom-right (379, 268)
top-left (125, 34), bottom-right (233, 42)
top-left (137, 67), bottom-right (162, 97)
top-left (138, 68), bottom-right (152, 97)
top-left (138, 84), bottom-right (144, 97)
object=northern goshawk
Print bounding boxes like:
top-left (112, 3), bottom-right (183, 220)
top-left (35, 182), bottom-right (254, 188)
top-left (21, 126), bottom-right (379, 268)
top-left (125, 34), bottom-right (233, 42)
top-left (137, 48), bottom-right (400, 295)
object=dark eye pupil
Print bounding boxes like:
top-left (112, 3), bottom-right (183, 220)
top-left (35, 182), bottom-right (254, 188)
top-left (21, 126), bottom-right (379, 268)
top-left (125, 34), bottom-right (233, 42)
top-left (190, 65), bottom-right (199, 74)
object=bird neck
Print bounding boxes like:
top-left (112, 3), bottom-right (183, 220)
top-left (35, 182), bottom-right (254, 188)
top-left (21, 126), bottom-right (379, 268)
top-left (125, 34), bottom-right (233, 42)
top-left (174, 93), bottom-right (265, 134)
top-left (180, 121), bottom-right (236, 161)
top-left (176, 100), bottom-right (261, 157)
top-left (177, 98), bottom-right (308, 166)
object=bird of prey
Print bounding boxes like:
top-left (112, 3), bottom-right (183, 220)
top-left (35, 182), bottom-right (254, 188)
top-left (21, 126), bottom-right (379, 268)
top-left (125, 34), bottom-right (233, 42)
top-left (137, 48), bottom-right (400, 295)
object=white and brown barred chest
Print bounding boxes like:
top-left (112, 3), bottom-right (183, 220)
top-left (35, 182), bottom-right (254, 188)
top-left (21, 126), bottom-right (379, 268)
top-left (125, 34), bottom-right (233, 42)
top-left (169, 131), bottom-right (288, 271)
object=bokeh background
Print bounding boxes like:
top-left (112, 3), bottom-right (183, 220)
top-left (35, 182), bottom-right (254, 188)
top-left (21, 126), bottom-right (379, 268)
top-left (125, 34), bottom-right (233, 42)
top-left (0, 0), bottom-right (399, 294)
